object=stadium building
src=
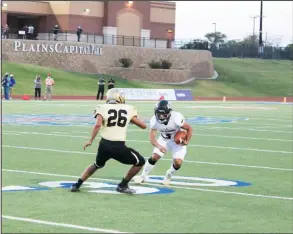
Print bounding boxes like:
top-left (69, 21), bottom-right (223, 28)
top-left (2, 1), bottom-right (175, 46)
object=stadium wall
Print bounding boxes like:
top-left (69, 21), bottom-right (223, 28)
top-left (2, 39), bottom-right (214, 83)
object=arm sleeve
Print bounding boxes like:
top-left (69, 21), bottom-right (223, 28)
top-left (174, 113), bottom-right (185, 128)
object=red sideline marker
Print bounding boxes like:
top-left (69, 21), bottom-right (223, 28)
top-left (22, 95), bottom-right (30, 100)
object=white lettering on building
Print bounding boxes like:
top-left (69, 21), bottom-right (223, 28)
top-left (13, 41), bottom-right (103, 56)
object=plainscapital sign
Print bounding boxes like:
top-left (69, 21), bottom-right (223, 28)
top-left (13, 40), bottom-right (103, 56)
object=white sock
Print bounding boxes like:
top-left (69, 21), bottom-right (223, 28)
top-left (167, 164), bottom-right (177, 176)
top-left (141, 160), bottom-right (155, 177)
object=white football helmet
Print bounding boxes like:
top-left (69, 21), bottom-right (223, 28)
top-left (106, 88), bottom-right (125, 104)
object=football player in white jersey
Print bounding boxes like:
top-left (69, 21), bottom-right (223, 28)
top-left (134, 100), bottom-right (192, 185)
top-left (70, 89), bottom-right (147, 194)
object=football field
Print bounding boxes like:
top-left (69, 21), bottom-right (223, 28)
top-left (2, 100), bottom-right (293, 233)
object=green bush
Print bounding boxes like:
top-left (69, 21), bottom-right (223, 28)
top-left (160, 59), bottom-right (172, 69)
top-left (119, 58), bottom-right (133, 68)
top-left (148, 60), bottom-right (161, 69)
top-left (148, 59), bottom-right (172, 69)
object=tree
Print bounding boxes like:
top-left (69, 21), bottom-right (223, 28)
top-left (241, 35), bottom-right (258, 46)
top-left (180, 40), bottom-right (209, 50)
top-left (204, 32), bottom-right (227, 45)
top-left (221, 39), bottom-right (241, 48)
top-left (284, 43), bottom-right (293, 60)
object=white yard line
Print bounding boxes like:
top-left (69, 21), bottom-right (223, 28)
top-left (194, 126), bottom-right (293, 134)
top-left (125, 130), bottom-right (292, 142)
top-left (3, 133), bottom-right (22, 136)
top-left (231, 122), bottom-right (293, 128)
top-left (182, 111), bottom-right (293, 118)
top-left (3, 132), bottom-right (293, 154)
top-left (201, 116), bottom-right (293, 123)
top-left (3, 130), bottom-right (293, 142)
top-left (2, 145), bottom-right (292, 171)
top-left (3, 117), bottom-right (293, 128)
top-left (2, 215), bottom-right (129, 233)
top-left (2, 169), bottom-right (293, 201)
top-left (11, 122), bottom-right (289, 134)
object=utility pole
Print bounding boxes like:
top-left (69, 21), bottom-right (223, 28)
top-left (259, 0), bottom-right (264, 58)
top-left (250, 14), bottom-right (266, 44)
top-left (250, 16), bottom-right (260, 40)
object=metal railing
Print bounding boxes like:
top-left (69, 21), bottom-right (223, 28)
top-left (2, 28), bottom-right (186, 49)
top-left (2, 28), bottom-right (291, 60)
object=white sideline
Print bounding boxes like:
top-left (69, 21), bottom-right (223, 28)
top-left (2, 144), bottom-right (293, 171)
top-left (2, 169), bottom-right (293, 201)
top-left (2, 215), bottom-right (129, 233)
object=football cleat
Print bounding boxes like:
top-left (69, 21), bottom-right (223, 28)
top-left (162, 171), bottom-right (172, 186)
top-left (133, 175), bottom-right (147, 184)
top-left (69, 184), bottom-right (80, 192)
top-left (116, 185), bottom-right (136, 194)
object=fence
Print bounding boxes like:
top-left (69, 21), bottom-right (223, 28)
top-left (2, 28), bottom-right (292, 60)
top-left (2, 28), bottom-right (179, 49)
top-left (209, 44), bottom-right (292, 60)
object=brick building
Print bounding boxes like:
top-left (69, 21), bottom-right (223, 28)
top-left (1, 1), bottom-right (176, 41)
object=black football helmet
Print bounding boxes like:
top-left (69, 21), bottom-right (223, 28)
top-left (154, 100), bottom-right (172, 124)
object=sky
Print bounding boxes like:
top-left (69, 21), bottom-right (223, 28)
top-left (174, 1), bottom-right (292, 47)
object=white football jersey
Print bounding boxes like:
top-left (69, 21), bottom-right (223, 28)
top-left (149, 111), bottom-right (185, 140)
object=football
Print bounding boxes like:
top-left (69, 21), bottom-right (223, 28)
top-left (174, 131), bottom-right (187, 145)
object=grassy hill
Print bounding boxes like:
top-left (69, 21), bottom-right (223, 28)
top-left (2, 58), bottom-right (292, 97)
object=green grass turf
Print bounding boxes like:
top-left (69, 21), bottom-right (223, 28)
top-left (2, 100), bottom-right (293, 233)
top-left (2, 58), bottom-right (292, 97)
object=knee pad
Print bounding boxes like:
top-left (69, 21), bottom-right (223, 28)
top-left (136, 155), bottom-right (145, 167)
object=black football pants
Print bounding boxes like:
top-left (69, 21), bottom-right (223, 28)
top-left (97, 88), bottom-right (104, 100)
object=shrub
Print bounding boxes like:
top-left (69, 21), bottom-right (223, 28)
top-left (148, 59), bottom-right (172, 69)
top-left (119, 58), bottom-right (133, 68)
top-left (148, 60), bottom-right (161, 69)
top-left (160, 59), bottom-right (172, 69)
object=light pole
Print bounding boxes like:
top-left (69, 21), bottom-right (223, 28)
top-left (212, 22), bottom-right (216, 34)
top-left (212, 23), bottom-right (217, 54)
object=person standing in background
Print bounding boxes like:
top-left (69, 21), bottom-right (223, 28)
top-left (108, 77), bottom-right (115, 90)
top-left (77, 26), bottom-right (82, 42)
top-left (3, 24), bottom-right (9, 39)
top-left (34, 75), bottom-right (42, 100)
top-left (44, 73), bottom-right (55, 101)
top-left (97, 77), bottom-right (105, 100)
top-left (53, 25), bottom-right (59, 41)
top-left (28, 24), bottom-right (34, 40)
top-left (23, 25), bottom-right (28, 39)
top-left (2, 72), bottom-right (10, 100)
top-left (9, 74), bottom-right (16, 99)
